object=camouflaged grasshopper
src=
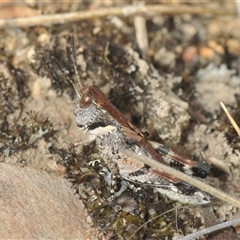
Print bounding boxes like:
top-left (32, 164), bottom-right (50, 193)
top-left (52, 37), bottom-right (211, 205)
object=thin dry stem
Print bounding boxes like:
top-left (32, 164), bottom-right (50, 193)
top-left (220, 101), bottom-right (240, 136)
top-left (134, 15), bottom-right (148, 57)
top-left (127, 208), bottom-right (175, 240)
top-left (179, 217), bottom-right (240, 240)
top-left (122, 149), bottom-right (240, 208)
top-left (0, 4), bottom-right (236, 28)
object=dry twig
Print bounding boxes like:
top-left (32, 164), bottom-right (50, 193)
top-left (220, 101), bottom-right (240, 137)
top-left (179, 217), bottom-right (240, 240)
top-left (0, 4), bottom-right (236, 28)
top-left (122, 149), bottom-right (240, 208)
top-left (134, 15), bottom-right (148, 57)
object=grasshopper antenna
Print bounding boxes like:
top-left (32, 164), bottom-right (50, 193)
top-left (50, 54), bottom-right (81, 99)
top-left (69, 35), bottom-right (83, 90)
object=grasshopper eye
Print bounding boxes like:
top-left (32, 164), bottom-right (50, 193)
top-left (80, 94), bottom-right (92, 107)
top-left (79, 87), bottom-right (93, 108)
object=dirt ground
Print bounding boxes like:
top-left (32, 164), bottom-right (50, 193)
top-left (1, 1), bottom-right (240, 240)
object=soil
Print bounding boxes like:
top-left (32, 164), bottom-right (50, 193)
top-left (0, 1), bottom-right (240, 240)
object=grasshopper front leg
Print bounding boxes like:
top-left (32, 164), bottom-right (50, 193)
top-left (89, 125), bottom-right (128, 196)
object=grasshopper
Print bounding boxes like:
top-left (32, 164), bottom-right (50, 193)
top-left (51, 37), bottom-right (211, 205)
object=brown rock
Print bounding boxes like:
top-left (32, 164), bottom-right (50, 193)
top-left (0, 163), bottom-right (99, 239)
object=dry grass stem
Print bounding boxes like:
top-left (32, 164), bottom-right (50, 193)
top-left (122, 149), bottom-right (240, 208)
top-left (179, 217), bottom-right (240, 240)
top-left (220, 101), bottom-right (240, 136)
top-left (134, 15), bottom-right (148, 57)
top-left (0, 4), bottom-right (236, 28)
top-left (127, 208), bottom-right (175, 240)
